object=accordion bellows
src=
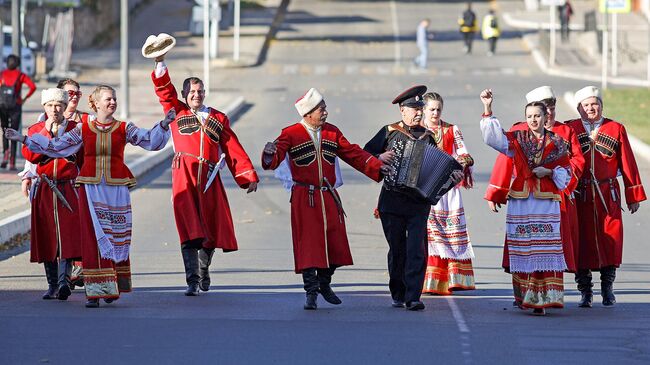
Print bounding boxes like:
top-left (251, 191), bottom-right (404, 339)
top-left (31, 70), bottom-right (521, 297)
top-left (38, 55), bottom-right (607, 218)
top-left (385, 139), bottom-right (463, 205)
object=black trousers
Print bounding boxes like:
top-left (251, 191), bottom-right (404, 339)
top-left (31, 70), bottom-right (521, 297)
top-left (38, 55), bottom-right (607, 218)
top-left (379, 212), bottom-right (428, 303)
top-left (462, 32), bottom-right (475, 52)
top-left (0, 106), bottom-right (21, 161)
top-left (488, 37), bottom-right (498, 53)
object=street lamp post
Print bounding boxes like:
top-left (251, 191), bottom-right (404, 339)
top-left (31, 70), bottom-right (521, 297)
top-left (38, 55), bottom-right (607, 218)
top-left (120, 0), bottom-right (130, 119)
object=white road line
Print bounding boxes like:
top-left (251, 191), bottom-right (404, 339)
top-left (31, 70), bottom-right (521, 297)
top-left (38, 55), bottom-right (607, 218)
top-left (389, 0), bottom-right (401, 66)
top-left (446, 297), bottom-right (470, 333)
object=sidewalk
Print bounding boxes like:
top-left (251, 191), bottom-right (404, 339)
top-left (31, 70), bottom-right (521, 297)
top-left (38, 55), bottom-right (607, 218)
top-left (502, 0), bottom-right (650, 87)
top-left (0, 0), bottom-right (287, 247)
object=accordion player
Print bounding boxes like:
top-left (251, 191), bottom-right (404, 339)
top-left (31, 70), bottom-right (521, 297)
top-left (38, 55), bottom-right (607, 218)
top-left (384, 138), bottom-right (463, 205)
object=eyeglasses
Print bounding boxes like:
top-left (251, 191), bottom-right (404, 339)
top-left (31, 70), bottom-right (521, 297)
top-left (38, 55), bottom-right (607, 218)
top-left (67, 90), bottom-right (82, 98)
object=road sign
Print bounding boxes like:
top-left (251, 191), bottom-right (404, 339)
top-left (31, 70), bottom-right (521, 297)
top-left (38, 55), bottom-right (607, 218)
top-left (599, 0), bottom-right (631, 13)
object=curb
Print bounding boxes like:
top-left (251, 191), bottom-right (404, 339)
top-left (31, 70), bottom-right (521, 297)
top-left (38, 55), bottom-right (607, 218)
top-left (0, 96), bottom-right (246, 248)
top-left (563, 91), bottom-right (650, 164)
top-left (503, 12), bottom-right (584, 31)
top-left (522, 34), bottom-right (650, 88)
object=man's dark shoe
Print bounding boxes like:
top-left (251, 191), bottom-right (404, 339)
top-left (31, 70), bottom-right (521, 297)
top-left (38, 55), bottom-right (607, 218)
top-left (42, 285), bottom-right (58, 300)
top-left (104, 298), bottom-right (117, 304)
top-left (304, 293), bottom-right (318, 310)
top-left (57, 284), bottom-right (71, 301)
top-left (578, 292), bottom-right (593, 308)
top-left (185, 283), bottom-right (200, 296)
top-left (406, 301), bottom-right (425, 311)
top-left (85, 299), bottom-right (100, 308)
top-left (319, 286), bottom-right (342, 305)
top-left (392, 300), bottom-right (405, 308)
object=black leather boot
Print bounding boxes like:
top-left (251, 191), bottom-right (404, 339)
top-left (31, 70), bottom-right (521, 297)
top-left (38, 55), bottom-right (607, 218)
top-left (181, 245), bottom-right (200, 296)
top-left (0, 150), bottom-right (8, 169)
top-left (57, 259), bottom-right (72, 300)
top-left (199, 248), bottom-right (215, 292)
top-left (600, 266), bottom-right (617, 306)
top-left (42, 261), bottom-right (59, 300)
top-left (302, 268), bottom-right (319, 310)
top-left (85, 299), bottom-right (100, 308)
top-left (575, 269), bottom-right (593, 308)
top-left (318, 267), bottom-right (341, 305)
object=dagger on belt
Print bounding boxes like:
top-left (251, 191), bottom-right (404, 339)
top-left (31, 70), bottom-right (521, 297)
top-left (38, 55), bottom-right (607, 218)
top-left (203, 153), bottom-right (227, 193)
top-left (589, 168), bottom-right (609, 215)
top-left (41, 174), bottom-right (74, 212)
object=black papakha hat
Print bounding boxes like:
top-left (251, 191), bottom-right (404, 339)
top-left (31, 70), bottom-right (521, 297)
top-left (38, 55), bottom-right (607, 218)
top-left (392, 85), bottom-right (427, 107)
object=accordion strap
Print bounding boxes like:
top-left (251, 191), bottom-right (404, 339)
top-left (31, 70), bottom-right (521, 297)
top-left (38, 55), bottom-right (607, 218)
top-left (388, 122), bottom-right (435, 141)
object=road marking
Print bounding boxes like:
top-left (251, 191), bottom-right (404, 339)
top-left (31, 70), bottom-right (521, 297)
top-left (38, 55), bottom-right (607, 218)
top-left (389, 0), bottom-right (401, 66)
top-left (446, 297), bottom-right (472, 363)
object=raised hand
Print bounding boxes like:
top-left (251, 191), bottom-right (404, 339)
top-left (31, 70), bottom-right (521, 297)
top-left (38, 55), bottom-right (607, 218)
top-left (480, 89), bottom-right (494, 117)
top-left (161, 107), bottom-right (176, 128)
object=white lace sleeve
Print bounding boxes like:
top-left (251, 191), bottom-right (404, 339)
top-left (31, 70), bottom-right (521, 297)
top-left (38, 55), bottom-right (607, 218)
top-left (480, 116), bottom-right (511, 156)
top-left (25, 125), bottom-right (83, 158)
top-left (125, 122), bottom-right (171, 151)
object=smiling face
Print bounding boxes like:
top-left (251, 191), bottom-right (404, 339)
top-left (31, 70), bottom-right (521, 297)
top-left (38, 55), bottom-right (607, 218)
top-left (44, 101), bottom-right (65, 123)
top-left (303, 101), bottom-right (328, 128)
top-left (96, 89), bottom-right (117, 116)
top-left (186, 81), bottom-right (205, 110)
top-left (400, 105), bottom-right (423, 127)
top-left (525, 105), bottom-right (546, 136)
top-left (63, 84), bottom-right (81, 112)
top-left (423, 99), bottom-right (443, 128)
top-left (578, 96), bottom-right (602, 123)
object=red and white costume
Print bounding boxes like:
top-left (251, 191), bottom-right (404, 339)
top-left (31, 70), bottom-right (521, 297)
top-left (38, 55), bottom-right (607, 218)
top-left (262, 121), bottom-right (383, 273)
top-left (24, 119), bottom-right (170, 300)
top-left (566, 117), bottom-right (646, 270)
top-left (481, 116), bottom-right (571, 309)
top-left (484, 120), bottom-right (585, 272)
top-left (422, 121), bottom-right (475, 295)
top-left (151, 62), bottom-right (259, 250)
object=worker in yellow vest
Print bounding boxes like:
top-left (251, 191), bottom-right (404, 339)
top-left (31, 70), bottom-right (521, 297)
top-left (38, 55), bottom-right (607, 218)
top-left (481, 10), bottom-right (501, 56)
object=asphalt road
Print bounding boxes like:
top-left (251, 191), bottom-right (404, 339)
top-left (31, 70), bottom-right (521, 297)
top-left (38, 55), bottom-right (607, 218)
top-left (1, 1), bottom-right (650, 364)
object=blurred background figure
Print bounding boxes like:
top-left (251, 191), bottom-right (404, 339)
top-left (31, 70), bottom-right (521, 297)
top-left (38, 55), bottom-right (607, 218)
top-left (558, 0), bottom-right (573, 43)
top-left (458, 2), bottom-right (478, 54)
top-left (413, 18), bottom-right (431, 69)
top-left (0, 54), bottom-right (36, 170)
top-left (481, 9), bottom-right (501, 56)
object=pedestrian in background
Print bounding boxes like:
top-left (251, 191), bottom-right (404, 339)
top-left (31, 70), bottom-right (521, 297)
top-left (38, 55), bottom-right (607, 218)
top-left (458, 2), bottom-right (478, 54)
top-left (0, 54), bottom-right (36, 170)
top-left (481, 9), bottom-right (500, 56)
top-left (558, 0), bottom-right (573, 43)
top-left (413, 18), bottom-right (431, 69)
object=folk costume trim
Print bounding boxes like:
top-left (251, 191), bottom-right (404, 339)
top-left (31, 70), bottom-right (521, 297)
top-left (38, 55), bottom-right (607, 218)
top-left (176, 115), bottom-right (201, 135)
top-left (204, 114), bottom-right (225, 143)
top-left (594, 133), bottom-right (619, 158)
top-left (289, 140), bottom-right (317, 167)
top-left (321, 139), bottom-right (338, 165)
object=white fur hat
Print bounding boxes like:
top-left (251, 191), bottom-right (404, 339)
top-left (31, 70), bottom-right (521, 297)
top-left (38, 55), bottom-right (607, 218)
top-left (574, 86), bottom-right (601, 107)
top-left (41, 88), bottom-right (68, 105)
top-left (141, 33), bottom-right (176, 59)
top-left (525, 86), bottom-right (555, 103)
top-left (295, 88), bottom-right (324, 116)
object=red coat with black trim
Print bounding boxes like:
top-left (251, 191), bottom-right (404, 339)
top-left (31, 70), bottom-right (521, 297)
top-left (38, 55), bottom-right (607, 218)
top-left (262, 122), bottom-right (382, 273)
top-left (152, 68), bottom-right (259, 250)
top-left (22, 120), bottom-right (82, 262)
top-left (566, 118), bottom-right (646, 269)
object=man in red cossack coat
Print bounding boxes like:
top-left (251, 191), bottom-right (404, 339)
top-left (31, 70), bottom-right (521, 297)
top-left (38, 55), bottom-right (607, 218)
top-left (567, 86), bottom-right (646, 307)
top-left (484, 86), bottom-right (585, 275)
top-left (262, 88), bottom-right (388, 310)
top-left (150, 51), bottom-right (259, 296)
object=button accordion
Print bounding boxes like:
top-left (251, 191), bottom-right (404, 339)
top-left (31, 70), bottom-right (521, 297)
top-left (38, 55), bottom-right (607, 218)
top-left (384, 138), bottom-right (463, 205)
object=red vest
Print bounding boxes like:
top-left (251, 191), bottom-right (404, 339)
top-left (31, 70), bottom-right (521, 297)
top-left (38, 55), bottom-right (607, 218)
top-left (77, 120), bottom-right (135, 187)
